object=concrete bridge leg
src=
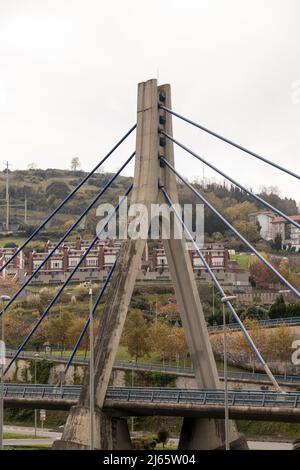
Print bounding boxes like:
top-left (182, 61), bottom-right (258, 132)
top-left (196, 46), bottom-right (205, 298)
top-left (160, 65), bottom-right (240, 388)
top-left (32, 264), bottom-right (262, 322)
top-left (53, 79), bottom-right (160, 450)
top-left (178, 418), bottom-right (247, 450)
top-left (159, 84), bottom-right (248, 451)
top-left (53, 406), bottom-right (132, 450)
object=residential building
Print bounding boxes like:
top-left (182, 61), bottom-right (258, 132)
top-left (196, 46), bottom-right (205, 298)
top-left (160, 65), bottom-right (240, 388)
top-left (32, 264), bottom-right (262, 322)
top-left (0, 247), bottom-right (24, 281)
top-left (249, 211), bottom-right (275, 240)
top-left (271, 215), bottom-right (300, 250)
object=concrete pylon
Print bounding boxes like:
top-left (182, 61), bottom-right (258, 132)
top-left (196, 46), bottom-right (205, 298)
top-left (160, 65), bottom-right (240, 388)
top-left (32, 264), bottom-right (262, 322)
top-left (158, 84), bottom-right (247, 450)
top-left (53, 79), bottom-right (247, 450)
top-left (53, 79), bottom-right (160, 450)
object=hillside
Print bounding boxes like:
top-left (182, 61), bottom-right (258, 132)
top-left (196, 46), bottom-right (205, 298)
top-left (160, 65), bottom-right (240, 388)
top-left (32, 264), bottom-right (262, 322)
top-left (0, 168), bottom-right (298, 247)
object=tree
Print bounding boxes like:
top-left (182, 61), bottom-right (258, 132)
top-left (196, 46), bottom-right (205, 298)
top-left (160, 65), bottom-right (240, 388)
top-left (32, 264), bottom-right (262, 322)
top-left (122, 309), bottom-right (151, 362)
top-left (273, 233), bottom-right (282, 251)
top-left (66, 316), bottom-right (99, 358)
top-left (71, 157), bottom-right (81, 172)
top-left (149, 321), bottom-right (171, 364)
top-left (45, 312), bottom-right (72, 355)
top-left (46, 181), bottom-right (69, 199)
top-left (249, 259), bottom-right (279, 288)
top-left (27, 162), bottom-right (37, 170)
top-left (232, 220), bottom-right (261, 243)
top-left (4, 311), bottom-right (31, 347)
top-left (168, 327), bottom-right (188, 363)
top-left (269, 296), bottom-right (287, 319)
top-left (225, 201), bottom-right (257, 223)
top-left (267, 325), bottom-right (296, 376)
top-left (157, 428), bottom-right (169, 448)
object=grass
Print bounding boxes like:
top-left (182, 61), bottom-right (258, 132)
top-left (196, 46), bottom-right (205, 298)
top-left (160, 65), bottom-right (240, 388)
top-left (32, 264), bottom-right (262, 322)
top-left (237, 420), bottom-right (300, 441)
top-left (4, 444), bottom-right (51, 450)
top-left (4, 432), bottom-right (44, 439)
top-left (0, 237), bottom-right (26, 248)
top-left (115, 345), bottom-right (161, 363)
top-left (230, 253), bottom-right (252, 269)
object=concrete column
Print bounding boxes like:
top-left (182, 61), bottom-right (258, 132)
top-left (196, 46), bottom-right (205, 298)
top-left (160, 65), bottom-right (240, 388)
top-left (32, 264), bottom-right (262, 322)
top-left (158, 84), bottom-right (247, 450)
top-left (54, 78), bottom-right (160, 450)
top-left (53, 406), bottom-right (132, 450)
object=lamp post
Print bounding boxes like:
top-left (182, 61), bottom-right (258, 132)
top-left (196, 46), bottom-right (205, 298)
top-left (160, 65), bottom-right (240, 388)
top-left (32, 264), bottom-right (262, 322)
top-left (34, 352), bottom-right (40, 438)
top-left (0, 295), bottom-right (10, 451)
top-left (130, 360), bottom-right (134, 434)
top-left (221, 295), bottom-right (236, 451)
top-left (88, 286), bottom-right (94, 450)
top-left (212, 284), bottom-right (215, 320)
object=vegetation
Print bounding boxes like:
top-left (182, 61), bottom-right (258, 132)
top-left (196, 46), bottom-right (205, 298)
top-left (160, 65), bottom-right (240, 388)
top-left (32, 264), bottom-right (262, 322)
top-left (1, 168), bottom-right (298, 243)
top-left (237, 421), bottom-right (300, 440)
top-left (157, 428), bottom-right (170, 448)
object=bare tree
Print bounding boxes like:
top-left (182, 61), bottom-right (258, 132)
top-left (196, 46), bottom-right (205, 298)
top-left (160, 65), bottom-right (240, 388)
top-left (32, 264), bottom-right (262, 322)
top-left (71, 157), bottom-right (81, 172)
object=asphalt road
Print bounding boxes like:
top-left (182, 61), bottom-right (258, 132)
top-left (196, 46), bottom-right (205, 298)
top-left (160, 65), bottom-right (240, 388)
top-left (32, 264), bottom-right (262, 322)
top-left (3, 426), bottom-right (294, 450)
top-left (247, 441), bottom-right (293, 450)
top-left (3, 425), bottom-right (62, 447)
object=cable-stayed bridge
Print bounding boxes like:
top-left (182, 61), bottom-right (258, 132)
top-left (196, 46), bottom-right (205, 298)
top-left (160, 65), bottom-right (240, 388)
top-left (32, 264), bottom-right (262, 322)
top-left (1, 79), bottom-right (299, 450)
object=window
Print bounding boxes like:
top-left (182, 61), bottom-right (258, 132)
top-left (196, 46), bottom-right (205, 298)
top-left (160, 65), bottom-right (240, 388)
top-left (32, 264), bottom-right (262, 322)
top-left (212, 258), bottom-right (224, 267)
top-left (69, 258), bottom-right (79, 267)
top-left (33, 261), bottom-right (43, 269)
top-left (87, 258), bottom-right (98, 267)
top-left (51, 260), bottom-right (62, 270)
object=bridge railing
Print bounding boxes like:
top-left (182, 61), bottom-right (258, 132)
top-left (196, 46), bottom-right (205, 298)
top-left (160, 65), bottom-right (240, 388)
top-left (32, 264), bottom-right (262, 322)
top-left (4, 350), bottom-right (300, 385)
top-left (208, 316), bottom-right (300, 332)
top-left (3, 383), bottom-right (81, 400)
top-left (106, 387), bottom-right (300, 408)
top-left (3, 384), bottom-right (300, 408)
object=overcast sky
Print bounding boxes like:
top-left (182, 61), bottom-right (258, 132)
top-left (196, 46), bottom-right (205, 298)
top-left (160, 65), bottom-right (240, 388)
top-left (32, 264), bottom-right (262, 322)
top-left (1, 0), bottom-right (299, 203)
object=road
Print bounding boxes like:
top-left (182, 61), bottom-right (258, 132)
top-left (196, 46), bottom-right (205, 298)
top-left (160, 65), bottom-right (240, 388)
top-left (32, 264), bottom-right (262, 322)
top-left (3, 427), bottom-right (294, 449)
top-left (3, 425), bottom-right (62, 447)
top-left (247, 441), bottom-right (293, 450)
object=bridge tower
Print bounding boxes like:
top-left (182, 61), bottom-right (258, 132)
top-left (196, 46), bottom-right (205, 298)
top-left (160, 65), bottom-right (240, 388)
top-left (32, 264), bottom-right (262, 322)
top-left (53, 79), bottom-right (248, 450)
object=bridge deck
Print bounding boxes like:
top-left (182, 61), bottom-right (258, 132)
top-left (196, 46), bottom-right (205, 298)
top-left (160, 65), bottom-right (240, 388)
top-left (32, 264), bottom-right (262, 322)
top-left (3, 384), bottom-right (300, 422)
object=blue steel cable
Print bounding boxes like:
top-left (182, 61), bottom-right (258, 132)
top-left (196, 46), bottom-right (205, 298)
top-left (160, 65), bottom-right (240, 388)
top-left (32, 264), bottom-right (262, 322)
top-left (0, 153), bottom-right (135, 318)
top-left (64, 260), bottom-right (117, 372)
top-left (160, 157), bottom-right (300, 300)
top-left (159, 105), bottom-right (300, 181)
top-left (4, 185), bottom-right (132, 374)
top-left (160, 130), bottom-right (300, 231)
top-left (161, 186), bottom-right (281, 392)
top-left (0, 124), bottom-right (136, 273)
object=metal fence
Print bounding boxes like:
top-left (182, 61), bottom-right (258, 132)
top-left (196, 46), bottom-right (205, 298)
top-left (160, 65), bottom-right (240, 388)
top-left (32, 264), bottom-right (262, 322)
top-left (3, 384), bottom-right (300, 409)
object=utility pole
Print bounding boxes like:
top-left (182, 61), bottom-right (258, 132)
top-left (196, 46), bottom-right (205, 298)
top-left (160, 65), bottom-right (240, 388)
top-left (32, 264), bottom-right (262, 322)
top-left (212, 284), bottom-right (215, 320)
top-left (0, 295), bottom-right (11, 450)
top-left (24, 196), bottom-right (28, 225)
top-left (5, 162), bottom-right (10, 232)
top-left (221, 295), bottom-right (236, 451)
top-left (34, 353), bottom-right (40, 438)
top-left (89, 287), bottom-right (94, 450)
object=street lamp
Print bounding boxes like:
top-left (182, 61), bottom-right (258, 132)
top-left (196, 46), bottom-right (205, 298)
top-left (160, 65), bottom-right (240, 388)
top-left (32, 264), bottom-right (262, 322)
top-left (0, 295), bottom-right (10, 451)
top-left (221, 295), bottom-right (236, 451)
top-left (0, 296), bottom-right (10, 447)
top-left (212, 284), bottom-right (215, 321)
top-left (88, 286), bottom-right (94, 451)
top-left (34, 352), bottom-right (40, 438)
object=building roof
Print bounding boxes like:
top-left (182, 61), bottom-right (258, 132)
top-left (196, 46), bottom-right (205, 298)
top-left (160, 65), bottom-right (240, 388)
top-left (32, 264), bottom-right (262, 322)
top-left (271, 215), bottom-right (300, 224)
top-left (249, 210), bottom-right (274, 217)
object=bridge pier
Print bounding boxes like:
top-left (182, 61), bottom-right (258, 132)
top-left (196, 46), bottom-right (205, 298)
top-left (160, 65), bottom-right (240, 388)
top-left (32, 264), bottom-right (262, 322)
top-left (53, 405), bottom-right (132, 450)
top-left (178, 418), bottom-right (247, 450)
